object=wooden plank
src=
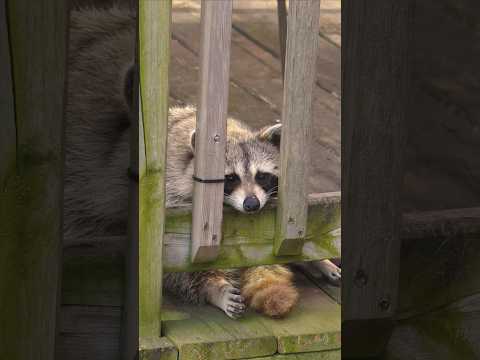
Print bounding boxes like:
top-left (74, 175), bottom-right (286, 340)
top-left (275, 0), bottom-right (320, 256)
top-left (249, 350), bottom-right (340, 360)
top-left (162, 305), bottom-right (277, 360)
top-left (0, 1), bottom-right (68, 359)
top-left (139, 336), bottom-right (178, 360)
top-left (162, 271), bottom-right (339, 359)
top-left (191, 0), bottom-right (233, 263)
top-left (277, 0), bottom-right (287, 78)
top-left (256, 272), bottom-right (341, 354)
top-left (164, 192), bottom-right (341, 272)
top-left (402, 207), bottom-right (480, 240)
top-left (342, 0), bottom-right (411, 357)
top-left (139, 0), bottom-right (171, 341)
top-left (57, 333), bottom-right (121, 360)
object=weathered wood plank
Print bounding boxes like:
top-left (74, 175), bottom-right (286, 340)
top-left (162, 271), bottom-right (339, 359)
top-left (191, 0), bottom-right (233, 263)
top-left (275, 0), bottom-right (320, 256)
top-left (249, 350), bottom-right (341, 360)
top-left (256, 272), bottom-right (341, 354)
top-left (164, 192), bottom-right (341, 272)
top-left (402, 207), bottom-right (480, 240)
top-left (139, 336), bottom-right (178, 360)
top-left (139, 0), bottom-right (171, 341)
top-left (342, 0), bottom-right (412, 357)
top-left (0, 1), bottom-right (68, 359)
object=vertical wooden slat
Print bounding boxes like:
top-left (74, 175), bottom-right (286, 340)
top-left (139, 0), bottom-right (171, 346)
top-left (275, 0), bottom-right (320, 256)
top-left (191, 0), bottom-right (233, 263)
top-left (342, 0), bottom-right (412, 357)
top-left (0, 1), bottom-right (68, 359)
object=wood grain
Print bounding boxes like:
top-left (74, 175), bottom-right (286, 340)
top-left (0, 1), bottom-right (67, 359)
top-left (275, 0), bottom-right (320, 256)
top-left (139, 0), bottom-right (171, 343)
top-left (191, 0), bottom-right (233, 263)
top-left (342, 0), bottom-right (412, 357)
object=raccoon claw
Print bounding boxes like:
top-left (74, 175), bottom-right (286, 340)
top-left (223, 287), bottom-right (246, 319)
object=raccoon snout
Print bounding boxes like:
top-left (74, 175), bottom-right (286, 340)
top-left (243, 195), bottom-right (260, 212)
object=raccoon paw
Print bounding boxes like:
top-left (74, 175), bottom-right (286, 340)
top-left (222, 287), bottom-right (246, 319)
top-left (315, 259), bottom-right (341, 286)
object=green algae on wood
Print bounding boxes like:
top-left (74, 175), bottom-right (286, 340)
top-left (163, 192), bottom-right (341, 272)
top-left (139, 336), bottom-right (178, 360)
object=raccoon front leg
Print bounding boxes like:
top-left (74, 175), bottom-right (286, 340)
top-left (241, 265), bottom-right (299, 318)
top-left (163, 270), bottom-right (245, 319)
top-left (312, 259), bottom-right (341, 286)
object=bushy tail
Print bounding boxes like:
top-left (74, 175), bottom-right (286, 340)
top-left (241, 265), bottom-right (299, 318)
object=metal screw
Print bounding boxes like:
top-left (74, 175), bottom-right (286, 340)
top-left (298, 230), bottom-right (303, 236)
top-left (288, 217), bottom-right (295, 223)
top-left (213, 134), bottom-right (220, 143)
top-left (212, 234), bottom-right (218, 242)
top-left (354, 269), bottom-right (368, 287)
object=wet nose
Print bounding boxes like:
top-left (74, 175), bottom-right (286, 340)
top-left (243, 195), bottom-right (260, 212)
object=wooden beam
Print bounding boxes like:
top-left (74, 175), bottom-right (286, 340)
top-left (275, 0), bottom-right (320, 255)
top-left (138, 0), bottom-right (171, 345)
top-left (165, 192), bottom-right (340, 272)
top-left (277, 0), bottom-right (287, 80)
top-left (342, 0), bottom-right (412, 357)
top-left (191, 0), bottom-right (233, 263)
top-left (0, 1), bottom-right (68, 359)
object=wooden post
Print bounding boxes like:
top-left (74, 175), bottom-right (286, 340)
top-left (0, 1), bottom-right (68, 359)
top-left (342, 0), bottom-right (412, 357)
top-left (139, 0), bottom-right (171, 348)
top-left (275, 0), bottom-right (320, 256)
top-left (191, 0), bottom-right (233, 263)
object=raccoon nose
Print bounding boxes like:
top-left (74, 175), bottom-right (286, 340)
top-left (243, 195), bottom-right (260, 212)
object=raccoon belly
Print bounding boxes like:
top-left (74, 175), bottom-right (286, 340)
top-left (241, 265), bottom-right (299, 318)
top-left (163, 269), bottom-right (240, 304)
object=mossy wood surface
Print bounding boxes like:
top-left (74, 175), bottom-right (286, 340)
top-left (250, 350), bottom-right (341, 360)
top-left (162, 272), bottom-right (340, 360)
top-left (164, 192), bottom-right (341, 272)
top-left (0, 1), bottom-right (67, 359)
top-left (139, 0), bottom-right (171, 341)
top-left (139, 336), bottom-right (178, 360)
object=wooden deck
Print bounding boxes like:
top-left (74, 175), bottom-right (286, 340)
top-left (58, 1), bottom-right (341, 359)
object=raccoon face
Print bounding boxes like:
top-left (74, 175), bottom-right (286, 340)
top-left (222, 123), bottom-right (282, 213)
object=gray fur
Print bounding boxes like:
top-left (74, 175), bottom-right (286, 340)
top-left (64, 7), bottom-right (288, 315)
top-left (64, 6), bottom-right (135, 246)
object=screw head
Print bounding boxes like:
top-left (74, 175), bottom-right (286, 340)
top-left (379, 298), bottom-right (391, 311)
top-left (354, 269), bottom-right (368, 287)
top-left (213, 134), bottom-right (220, 143)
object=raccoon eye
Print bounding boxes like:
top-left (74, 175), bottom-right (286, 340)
top-left (255, 171), bottom-right (278, 194)
top-left (224, 173), bottom-right (240, 195)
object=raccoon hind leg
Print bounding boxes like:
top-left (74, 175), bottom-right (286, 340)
top-left (241, 265), bottom-right (299, 318)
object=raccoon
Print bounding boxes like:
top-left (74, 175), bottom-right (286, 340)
top-left (65, 5), bottom-right (340, 320)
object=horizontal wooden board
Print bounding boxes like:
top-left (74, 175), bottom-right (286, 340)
top-left (164, 192), bottom-right (341, 272)
top-left (250, 350), bottom-right (341, 360)
top-left (139, 336), bottom-right (179, 360)
top-left (162, 272), bottom-right (340, 359)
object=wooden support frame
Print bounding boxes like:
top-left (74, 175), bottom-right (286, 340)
top-left (0, 1), bottom-right (68, 358)
top-left (342, 0), bottom-right (412, 357)
top-left (138, 0), bottom-right (171, 350)
top-left (191, 0), bottom-right (233, 263)
top-left (275, 0), bottom-right (320, 256)
top-left (166, 192), bottom-right (340, 272)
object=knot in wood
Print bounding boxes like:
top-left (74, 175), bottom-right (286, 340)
top-left (354, 269), bottom-right (368, 287)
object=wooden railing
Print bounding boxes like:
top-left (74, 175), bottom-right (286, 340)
top-left (137, 0), bottom-right (338, 356)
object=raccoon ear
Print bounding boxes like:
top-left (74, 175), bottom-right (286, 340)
top-left (189, 129), bottom-right (196, 152)
top-left (258, 123), bottom-right (282, 147)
